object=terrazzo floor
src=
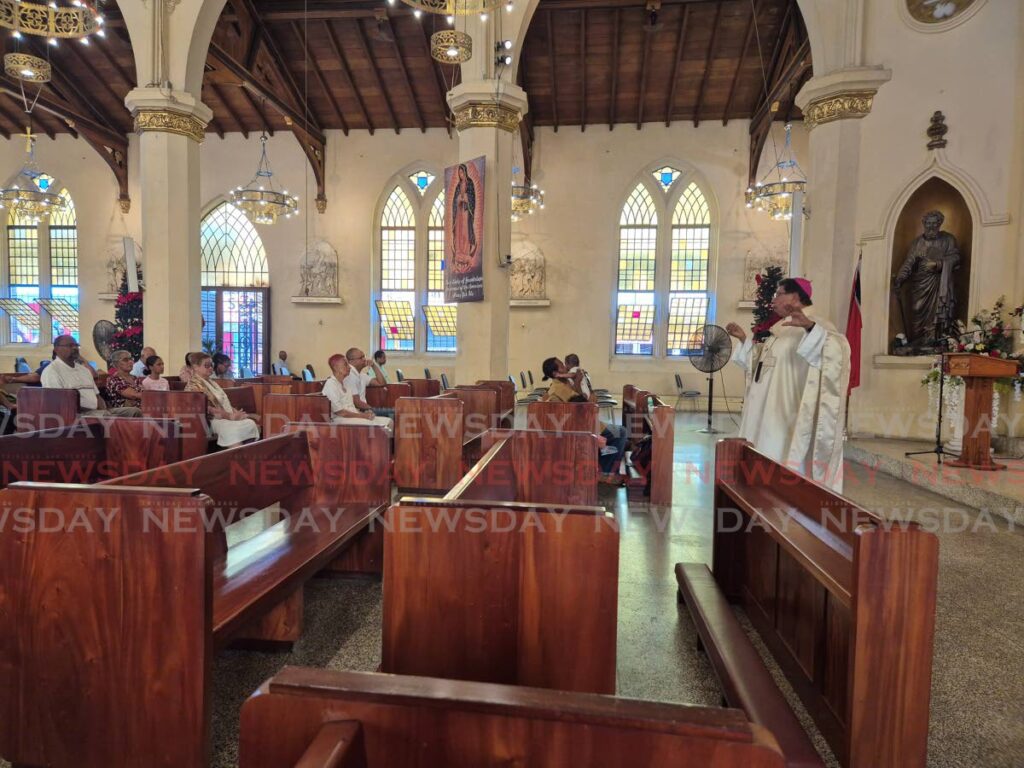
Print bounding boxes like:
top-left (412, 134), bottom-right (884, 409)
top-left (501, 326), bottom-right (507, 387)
top-left (3, 412), bottom-right (1020, 767)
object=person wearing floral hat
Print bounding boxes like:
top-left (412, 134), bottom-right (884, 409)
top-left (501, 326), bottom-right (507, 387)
top-left (725, 277), bottom-right (851, 492)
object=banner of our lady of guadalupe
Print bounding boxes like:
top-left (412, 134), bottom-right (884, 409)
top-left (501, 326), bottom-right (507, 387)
top-left (444, 156), bottom-right (486, 303)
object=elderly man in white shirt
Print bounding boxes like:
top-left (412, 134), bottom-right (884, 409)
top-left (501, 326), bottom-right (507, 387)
top-left (344, 347), bottom-right (392, 417)
top-left (131, 346), bottom-right (156, 378)
top-left (41, 336), bottom-right (141, 417)
top-left (323, 353), bottom-right (392, 433)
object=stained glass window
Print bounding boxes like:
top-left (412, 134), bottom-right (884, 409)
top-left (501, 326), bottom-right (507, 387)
top-left (48, 189), bottom-right (78, 340)
top-left (201, 203), bottom-right (270, 377)
top-left (201, 203), bottom-right (269, 287)
top-left (380, 186), bottom-right (416, 351)
top-left (427, 194), bottom-right (456, 352)
top-left (6, 211), bottom-right (39, 344)
top-left (615, 184), bottom-right (658, 354)
top-left (409, 170), bottom-right (436, 196)
top-left (667, 183), bottom-right (711, 354)
top-left (652, 166), bottom-right (682, 193)
top-left (667, 295), bottom-right (710, 356)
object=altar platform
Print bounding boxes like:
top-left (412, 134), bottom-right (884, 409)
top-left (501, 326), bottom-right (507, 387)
top-left (845, 438), bottom-right (1024, 525)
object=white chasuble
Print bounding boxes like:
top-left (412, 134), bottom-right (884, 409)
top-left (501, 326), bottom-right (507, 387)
top-left (732, 313), bottom-right (850, 492)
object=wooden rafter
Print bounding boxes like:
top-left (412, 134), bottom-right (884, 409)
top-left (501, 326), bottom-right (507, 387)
top-left (417, 17), bottom-right (452, 136)
top-left (385, 15), bottom-right (426, 133)
top-left (24, 38), bottom-right (119, 133)
top-left (207, 115), bottom-right (226, 139)
top-left (546, 10), bottom-right (558, 131)
top-left (0, 80), bottom-right (120, 145)
top-left (59, 41), bottom-right (125, 128)
top-left (92, 34), bottom-right (136, 91)
top-left (210, 81), bottom-right (249, 137)
top-left (609, 7), bottom-right (620, 130)
top-left (579, 8), bottom-right (587, 131)
top-left (636, 14), bottom-right (652, 128)
top-left (324, 20), bottom-right (374, 133)
top-left (723, 0), bottom-right (761, 125)
top-left (290, 20), bottom-right (349, 134)
top-left (692, 2), bottom-right (721, 126)
top-left (352, 18), bottom-right (399, 133)
top-left (239, 85), bottom-right (274, 135)
top-left (748, 32), bottom-right (811, 183)
top-left (665, 4), bottom-right (690, 126)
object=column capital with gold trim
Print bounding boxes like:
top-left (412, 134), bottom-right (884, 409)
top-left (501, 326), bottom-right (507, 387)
top-left (795, 67), bottom-right (892, 130)
top-left (125, 87), bottom-right (213, 143)
top-left (448, 82), bottom-right (529, 134)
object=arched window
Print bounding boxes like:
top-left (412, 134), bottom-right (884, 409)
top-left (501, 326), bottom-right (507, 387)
top-left (375, 170), bottom-right (457, 354)
top-left (1, 182), bottom-right (79, 346)
top-left (200, 202), bottom-right (270, 377)
top-left (614, 170), bottom-right (715, 357)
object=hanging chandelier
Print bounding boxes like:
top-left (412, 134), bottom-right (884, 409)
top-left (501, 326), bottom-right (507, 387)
top-left (4, 53), bottom-right (51, 83)
top-left (0, 128), bottom-right (66, 223)
top-left (511, 182), bottom-right (543, 222)
top-left (0, 0), bottom-right (104, 40)
top-left (229, 131), bottom-right (298, 226)
top-left (430, 29), bottom-right (472, 62)
top-left (397, 0), bottom-right (504, 17)
top-left (745, 122), bottom-right (806, 222)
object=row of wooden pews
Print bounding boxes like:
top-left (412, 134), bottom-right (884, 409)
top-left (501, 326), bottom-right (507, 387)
top-left (0, 421), bottom-right (391, 768)
top-left (621, 384), bottom-right (675, 504)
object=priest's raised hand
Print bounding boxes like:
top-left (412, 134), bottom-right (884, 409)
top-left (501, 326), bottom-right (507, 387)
top-left (780, 307), bottom-right (815, 331)
top-left (725, 322), bottom-right (747, 342)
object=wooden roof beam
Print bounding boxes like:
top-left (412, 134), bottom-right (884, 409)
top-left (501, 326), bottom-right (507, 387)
top-left (324, 20), bottom-right (374, 134)
top-left (665, 5), bottom-right (690, 126)
top-left (209, 81), bottom-right (249, 137)
top-left (580, 8), bottom-right (587, 132)
top-left (547, 10), bottom-right (559, 132)
top-left (637, 14), bottom-right (652, 128)
top-left (0, 80), bottom-right (122, 145)
top-left (27, 37), bottom-right (121, 133)
top-left (385, 15), bottom-right (426, 132)
top-left (416, 17), bottom-right (452, 136)
top-left (92, 33), bottom-right (137, 90)
top-left (239, 85), bottom-right (275, 136)
top-left (353, 18), bottom-right (400, 133)
top-left (609, 8), bottom-right (620, 130)
top-left (723, 0), bottom-right (761, 125)
top-left (290, 21), bottom-right (349, 134)
top-left (692, 2), bottom-right (721, 126)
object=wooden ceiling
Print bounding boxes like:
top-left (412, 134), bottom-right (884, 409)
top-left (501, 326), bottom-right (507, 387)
top-left (0, 0), bottom-right (811, 203)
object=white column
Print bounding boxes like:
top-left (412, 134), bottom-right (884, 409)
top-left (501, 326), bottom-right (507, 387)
top-left (795, 67), bottom-right (890, 320)
top-left (449, 82), bottom-right (528, 382)
top-left (125, 88), bottom-right (211, 368)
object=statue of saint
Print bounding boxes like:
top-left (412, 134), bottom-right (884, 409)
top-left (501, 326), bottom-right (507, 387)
top-left (893, 210), bottom-right (961, 348)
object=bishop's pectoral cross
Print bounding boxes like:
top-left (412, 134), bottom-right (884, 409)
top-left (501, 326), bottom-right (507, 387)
top-left (753, 343), bottom-right (777, 384)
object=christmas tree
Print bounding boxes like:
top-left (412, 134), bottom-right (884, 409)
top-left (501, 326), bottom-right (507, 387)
top-left (110, 274), bottom-right (144, 361)
top-left (751, 264), bottom-right (784, 343)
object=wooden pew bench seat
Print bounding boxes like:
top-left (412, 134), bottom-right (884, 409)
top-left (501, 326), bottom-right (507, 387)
top-left (213, 503), bottom-right (384, 645)
top-left (676, 563), bottom-right (824, 768)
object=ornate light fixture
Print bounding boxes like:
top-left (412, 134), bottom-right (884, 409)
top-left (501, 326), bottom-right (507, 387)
top-left (229, 131), bottom-right (298, 226)
top-left (0, 127), bottom-right (67, 223)
top-left (400, 0), bottom-right (502, 15)
top-left (430, 29), bottom-right (472, 63)
top-left (511, 182), bottom-right (543, 223)
top-left (745, 122), bottom-right (806, 221)
top-left (0, 0), bottom-right (104, 40)
top-left (4, 53), bottom-right (50, 83)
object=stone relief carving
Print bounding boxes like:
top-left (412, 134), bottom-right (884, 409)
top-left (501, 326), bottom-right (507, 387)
top-left (742, 248), bottom-right (788, 302)
top-left (509, 240), bottom-right (546, 301)
top-left (298, 239), bottom-right (340, 298)
top-left (105, 238), bottom-right (144, 293)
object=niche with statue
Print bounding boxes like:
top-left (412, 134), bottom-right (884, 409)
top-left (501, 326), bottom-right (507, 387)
top-left (889, 177), bottom-right (972, 354)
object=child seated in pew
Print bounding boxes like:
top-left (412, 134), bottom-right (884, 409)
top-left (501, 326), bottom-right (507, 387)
top-left (323, 353), bottom-right (393, 434)
top-left (140, 355), bottom-right (169, 391)
top-left (185, 351), bottom-right (260, 447)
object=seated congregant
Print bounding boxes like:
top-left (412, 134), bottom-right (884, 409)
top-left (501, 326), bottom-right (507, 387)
top-left (541, 356), bottom-right (627, 485)
top-left (131, 346), bottom-right (156, 378)
top-left (373, 349), bottom-right (390, 384)
top-left (344, 347), bottom-right (391, 417)
top-left (184, 352), bottom-right (260, 447)
top-left (140, 355), bottom-right (169, 391)
top-left (564, 352), bottom-right (594, 399)
top-left (323, 353), bottom-right (393, 433)
top-left (104, 350), bottom-right (144, 411)
top-left (41, 335), bottom-right (140, 416)
top-left (211, 352), bottom-right (234, 380)
top-left (272, 349), bottom-right (291, 376)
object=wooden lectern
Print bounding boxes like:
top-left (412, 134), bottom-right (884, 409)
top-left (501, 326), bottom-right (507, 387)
top-left (943, 353), bottom-right (1019, 471)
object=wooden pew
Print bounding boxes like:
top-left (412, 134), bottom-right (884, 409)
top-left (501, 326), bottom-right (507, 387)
top-left (676, 439), bottom-right (939, 768)
top-left (15, 386), bottom-right (78, 431)
top-left (364, 382), bottom-right (411, 410)
top-left (262, 392), bottom-right (330, 436)
top-left (526, 399), bottom-right (599, 433)
top-left (385, 429), bottom-right (614, 694)
top-left (0, 424), bottom-right (391, 768)
top-left (621, 384), bottom-right (675, 505)
top-left (475, 378), bottom-right (515, 423)
top-left (403, 378), bottom-right (441, 397)
top-left (225, 384), bottom-right (259, 415)
top-left (393, 395), bottom-right (464, 493)
top-left (142, 389), bottom-right (209, 459)
top-left (0, 417), bottom-right (182, 488)
top-left (238, 667), bottom-right (786, 768)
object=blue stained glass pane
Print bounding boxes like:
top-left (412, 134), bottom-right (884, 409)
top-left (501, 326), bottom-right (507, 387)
top-left (440, 259), bottom-right (445, 272)
top-left (661, 172), bottom-right (673, 187)
top-left (38, 177), bottom-right (50, 191)
top-left (417, 176), bottom-right (428, 190)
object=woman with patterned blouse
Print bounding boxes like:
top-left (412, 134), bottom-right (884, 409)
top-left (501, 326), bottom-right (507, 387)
top-left (104, 350), bottom-right (144, 410)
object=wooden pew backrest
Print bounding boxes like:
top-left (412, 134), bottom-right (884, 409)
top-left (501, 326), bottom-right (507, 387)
top-left (142, 389), bottom-right (209, 459)
top-left (239, 667), bottom-right (786, 768)
top-left (449, 386), bottom-right (499, 438)
top-left (383, 499), bottom-right (618, 693)
top-left (404, 378), bottom-right (441, 398)
top-left (526, 400), bottom-right (599, 433)
top-left (475, 379), bottom-right (515, 414)
top-left (711, 439), bottom-right (939, 768)
top-left (225, 385), bottom-right (258, 415)
top-left (393, 396), bottom-right (464, 492)
top-left (262, 393), bottom-right (331, 436)
top-left (365, 383), bottom-right (411, 409)
top-left (15, 387), bottom-right (79, 431)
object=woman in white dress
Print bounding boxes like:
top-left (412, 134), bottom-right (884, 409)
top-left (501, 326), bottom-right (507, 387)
top-left (184, 352), bottom-right (260, 447)
top-left (322, 353), bottom-right (393, 434)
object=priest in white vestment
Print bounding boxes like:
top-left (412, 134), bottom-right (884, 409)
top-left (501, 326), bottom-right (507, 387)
top-left (726, 278), bottom-right (850, 492)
